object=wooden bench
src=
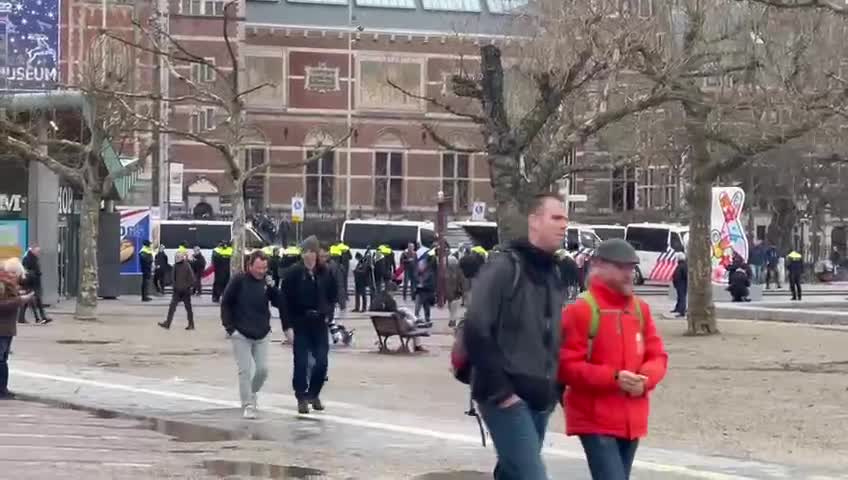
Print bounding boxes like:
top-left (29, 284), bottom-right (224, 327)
top-left (370, 312), bottom-right (430, 353)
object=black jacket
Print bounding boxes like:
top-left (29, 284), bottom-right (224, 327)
top-left (155, 251), bottom-right (169, 270)
top-left (221, 273), bottom-right (281, 340)
top-left (557, 255), bottom-right (579, 288)
top-left (282, 263), bottom-right (338, 327)
top-left (22, 251), bottom-right (42, 285)
top-left (459, 252), bottom-right (485, 280)
top-left (673, 261), bottom-right (688, 289)
top-left (139, 250), bottom-right (154, 275)
top-left (464, 239), bottom-right (565, 411)
top-left (191, 253), bottom-right (206, 276)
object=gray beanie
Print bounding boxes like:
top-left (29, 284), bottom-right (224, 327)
top-left (301, 235), bottom-right (321, 253)
top-left (593, 239), bottom-right (640, 265)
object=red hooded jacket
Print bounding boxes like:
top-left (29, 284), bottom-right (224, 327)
top-left (559, 280), bottom-right (668, 440)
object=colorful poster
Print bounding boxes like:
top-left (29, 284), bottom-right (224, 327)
top-left (0, 0), bottom-right (60, 91)
top-left (118, 207), bottom-right (150, 275)
top-left (0, 219), bottom-right (26, 261)
top-left (710, 187), bottom-right (749, 283)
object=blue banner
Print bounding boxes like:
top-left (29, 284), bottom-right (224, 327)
top-left (0, 0), bottom-right (60, 90)
top-left (119, 208), bottom-right (151, 275)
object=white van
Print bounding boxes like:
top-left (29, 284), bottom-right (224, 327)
top-left (565, 225), bottom-right (602, 255)
top-left (446, 220), bottom-right (499, 251)
top-left (625, 223), bottom-right (688, 284)
top-left (589, 224), bottom-right (627, 241)
top-left (152, 220), bottom-right (266, 286)
top-left (340, 219), bottom-right (435, 268)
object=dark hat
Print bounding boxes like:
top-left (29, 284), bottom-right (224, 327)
top-left (301, 235), bottom-right (321, 253)
top-left (594, 239), bottom-right (640, 265)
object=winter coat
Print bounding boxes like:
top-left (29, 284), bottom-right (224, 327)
top-left (221, 273), bottom-right (281, 340)
top-left (172, 260), bottom-right (195, 293)
top-left (191, 253), bottom-right (207, 277)
top-left (672, 261), bottom-right (688, 290)
top-left (21, 251), bottom-right (42, 287)
top-left (282, 263), bottom-right (339, 326)
top-left (559, 280), bottom-right (668, 440)
top-left (445, 258), bottom-right (464, 302)
top-left (464, 239), bottom-right (566, 411)
top-left (0, 272), bottom-right (22, 337)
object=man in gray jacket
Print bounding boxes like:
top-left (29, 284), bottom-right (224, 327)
top-left (464, 193), bottom-right (568, 480)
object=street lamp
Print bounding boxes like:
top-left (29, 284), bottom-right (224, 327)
top-left (797, 195), bottom-right (809, 261)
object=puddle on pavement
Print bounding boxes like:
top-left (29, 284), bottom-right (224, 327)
top-left (414, 472), bottom-right (490, 480)
top-left (56, 339), bottom-right (116, 345)
top-left (203, 460), bottom-right (326, 479)
top-left (140, 417), bottom-right (272, 442)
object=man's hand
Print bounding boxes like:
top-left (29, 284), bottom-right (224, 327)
top-left (617, 370), bottom-right (648, 396)
top-left (498, 394), bottom-right (521, 409)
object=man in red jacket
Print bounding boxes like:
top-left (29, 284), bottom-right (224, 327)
top-left (559, 239), bottom-right (668, 480)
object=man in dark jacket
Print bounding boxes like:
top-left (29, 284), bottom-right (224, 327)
top-left (153, 245), bottom-right (170, 295)
top-left (765, 243), bottom-right (781, 289)
top-left (190, 246), bottom-right (206, 296)
top-left (159, 252), bottom-right (196, 330)
top-left (727, 254), bottom-right (752, 302)
top-left (400, 243), bottom-right (418, 301)
top-left (414, 258), bottom-right (436, 323)
top-left (221, 250), bottom-right (281, 419)
top-left (139, 241), bottom-right (154, 302)
top-left (464, 193), bottom-right (568, 480)
top-left (672, 252), bottom-right (688, 317)
top-left (21, 245), bottom-right (51, 324)
top-left (282, 236), bottom-right (338, 414)
top-left (352, 252), bottom-right (370, 312)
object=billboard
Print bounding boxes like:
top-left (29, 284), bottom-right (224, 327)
top-left (710, 186), bottom-right (749, 283)
top-left (118, 207), bottom-right (151, 275)
top-left (0, 0), bottom-right (60, 90)
top-left (0, 218), bottom-right (26, 261)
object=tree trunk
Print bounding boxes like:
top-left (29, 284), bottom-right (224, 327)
top-left (75, 188), bottom-right (101, 320)
top-left (767, 197), bottom-right (797, 254)
top-left (230, 182), bottom-right (246, 274)
top-left (489, 152), bottom-right (529, 244)
top-left (683, 104), bottom-right (718, 335)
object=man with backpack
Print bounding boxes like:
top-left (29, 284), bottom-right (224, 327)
top-left (461, 193), bottom-right (568, 480)
top-left (559, 239), bottom-right (668, 480)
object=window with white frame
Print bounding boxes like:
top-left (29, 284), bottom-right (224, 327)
top-left (191, 59), bottom-right (216, 83)
top-left (636, 166), bottom-right (678, 210)
top-left (374, 151), bottom-right (403, 211)
top-left (180, 0), bottom-right (224, 15)
top-left (611, 165), bottom-right (637, 212)
top-left (305, 150), bottom-right (335, 211)
top-left (190, 108), bottom-right (216, 132)
top-left (441, 152), bottom-right (470, 213)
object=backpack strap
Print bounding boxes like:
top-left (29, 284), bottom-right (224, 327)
top-left (578, 291), bottom-right (601, 361)
top-left (506, 250), bottom-right (522, 293)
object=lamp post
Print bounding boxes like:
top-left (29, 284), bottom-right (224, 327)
top-left (345, 2), bottom-right (354, 219)
top-left (797, 195), bottom-right (809, 262)
top-left (436, 190), bottom-right (448, 308)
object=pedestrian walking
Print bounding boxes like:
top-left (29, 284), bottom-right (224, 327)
top-left (221, 250), bottom-right (281, 419)
top-left (414, 258), bottom-right (435, 323)
top-left (787, 250), bottom-right (804, 301)
top-left (560, 239), bottom-right (668, 480)
top-left (1, 258), bottom-right (32, 400)
top-left (446, 255), bottom-right (464, 328)
top-left (153, 245), bottom-right (170, 295)
top-left (352, 253), bottom-right (369, 312)
top-left (281, 236), bottom-right (338, 414)
top-left (830, 246), bottom-right (841, 277)
top-left (463, 193), bottom-right (568, 480)
top-left (21, 245), bottom-right (51, 324)
top-left (765, 243), bottom-right (781, 289)
top-left (139, 241), bottom-right (154, 302)
top-left (400, 243), bottom-right (418, 301)
top-left (749, 240), bottom-right (766, 284)
top-left (211, 241), bottom-right (233, 303)
top-left (671, 252), bottom-right (688, 317)
top-left (190, 246), bottom-right (206, 296)
top-left (159, 252), bottom-right (196, 330)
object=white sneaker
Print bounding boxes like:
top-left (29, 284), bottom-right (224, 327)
top-left (243, 406), bottom-right (257, 419)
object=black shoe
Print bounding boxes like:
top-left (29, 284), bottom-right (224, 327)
top-left (17, 318), bottom-right (28, 324)
top-left (142, 297), bottom-right (153, 302)
top-left (158, 322), bottom-right (170, 330)
top-left (297, 399), bottom-right (310, 414)
top-left (0, 390), bottom-right (16, 400)
top-left (186, 325), bottom-right (195, 331)
top-left (311, 398), bottom-right (325, 411)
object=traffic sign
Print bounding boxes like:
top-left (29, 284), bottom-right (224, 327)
top-left (291, 196), bottom-right (304, 223)
top-left (471, 201), bottom-right (486, 221)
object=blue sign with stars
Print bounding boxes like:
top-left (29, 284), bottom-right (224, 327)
top-left (0, 0), bottom-right (59, 91)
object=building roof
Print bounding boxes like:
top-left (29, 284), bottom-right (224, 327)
top-left (246, 0), bottom-right (529, 36)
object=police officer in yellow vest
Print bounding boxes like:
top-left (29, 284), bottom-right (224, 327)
top-left (375, 244), bottom-right (395, 293)
top-left (211, 241), bottom-right (234, 303)
top-left (138, 241), bottom-right (155, 302)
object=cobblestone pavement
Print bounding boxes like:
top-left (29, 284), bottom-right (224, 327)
top-left (6, 295), bottom-right (848, 478)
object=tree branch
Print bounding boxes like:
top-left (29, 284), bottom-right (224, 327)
top-left (387, 79), bottom-right (485, 124)
top-left (423, 124), bottom-right (481, 154)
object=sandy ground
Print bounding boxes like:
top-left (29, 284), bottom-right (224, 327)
top-left (9, 297), bottom-right (848, 470)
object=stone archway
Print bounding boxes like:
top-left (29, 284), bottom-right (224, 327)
top-left (186, 178), bottom-right (220, 217)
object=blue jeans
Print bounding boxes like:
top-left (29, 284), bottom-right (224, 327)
top-left (579, 435), bottom-right (640, 480)
top-left (292, 323), bottom-right (330, 400)
top-left (673, 285), bottom-right (687, 315)
top-left (0, 336), bottom-right (12, 393)
top-left (478, 400), bottom-right (551, 480)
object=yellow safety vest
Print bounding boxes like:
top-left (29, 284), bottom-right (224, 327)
top-left (378, 245), bottom-right (393, 256)
top-left (262, 246), bottom-right (274, 256)
top-left (471, 246), bottom-right (488, 258)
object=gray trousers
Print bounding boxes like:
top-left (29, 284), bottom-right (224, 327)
top-left (230, 332), bottom-right (270, 408)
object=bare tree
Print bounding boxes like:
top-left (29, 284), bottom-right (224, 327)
top-left (104, 2), bottom-right (347, 272)
top-left (393, 1), bottom-right (673, 241)
top-left (0, 36), bottom-right (148, 320)
top-left (632, 1), bottom-right (848, 334)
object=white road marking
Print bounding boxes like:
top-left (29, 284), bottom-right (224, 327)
top-left (13, 369), bottom-right (765, 480)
